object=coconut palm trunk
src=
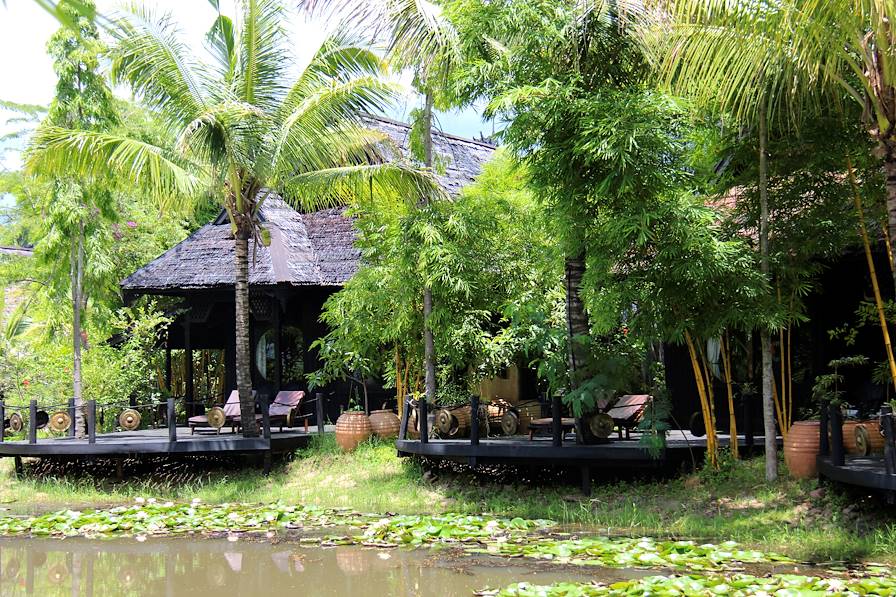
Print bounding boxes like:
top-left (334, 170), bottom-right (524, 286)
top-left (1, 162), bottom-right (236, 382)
top-left (884, 146), bottom-right (896, 292)
top-left (565, 252), bottom-right (589, 383)
top-left (421, 92), bottom-right (437, 407)
top-left (759, 100), bottom-right (777, 482)
top-left (233, 214), bottom-right (258, 437)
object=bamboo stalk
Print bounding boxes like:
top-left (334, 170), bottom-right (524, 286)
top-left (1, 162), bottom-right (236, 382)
top-left (771, 376), bottom-right (787, 440)
top-left (721, 333), bottom-right (739, 459)
top-left (884, 222), bottom-right (895, 275)
top-left (786, 323), bottom-right (793, 430)
top-left (685, 330), bottom-right (718, 468)
top-left (848, 158), bottom-right (896, 390)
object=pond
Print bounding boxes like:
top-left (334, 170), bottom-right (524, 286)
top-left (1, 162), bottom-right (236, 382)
top-left (0, 536), bottom-right (636, 596)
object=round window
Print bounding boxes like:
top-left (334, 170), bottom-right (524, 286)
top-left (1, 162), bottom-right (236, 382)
top-left (255, 329), bottom-right (277, 382)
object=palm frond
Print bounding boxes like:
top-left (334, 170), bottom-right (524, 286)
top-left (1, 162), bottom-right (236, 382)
top-left (178, 102), bottom-right (267, 173)
top-left (25, 126), bottom-right (204, 210)
top-left (235, 0), bottom-right (289, 109)
top-left (386, 0), bottom-right (461, 82)
top-left (281, 162), bottom-right (447, 211)
top-left (110, 4), bottom-right (210, 131)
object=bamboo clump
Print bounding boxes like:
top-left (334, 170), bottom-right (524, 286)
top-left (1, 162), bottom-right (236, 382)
top-left (719, 333), bottom-right (738, 459)
top-left (848, 159), bottom-right (896, 391)
top-left (684, 330), bottom-right (719, 468)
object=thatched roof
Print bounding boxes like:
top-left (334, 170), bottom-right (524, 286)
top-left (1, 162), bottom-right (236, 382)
top-left (121, 115), bottom-right (496, 295)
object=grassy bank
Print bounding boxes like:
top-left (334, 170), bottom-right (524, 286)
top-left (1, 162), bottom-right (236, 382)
top-left (1, 435), bottom-right (895, 564)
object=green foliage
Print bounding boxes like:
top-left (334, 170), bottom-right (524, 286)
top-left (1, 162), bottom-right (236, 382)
top-left (311, 149), bottom-right (565, 394)
top-left (489, 574), bottom-right (896, 597)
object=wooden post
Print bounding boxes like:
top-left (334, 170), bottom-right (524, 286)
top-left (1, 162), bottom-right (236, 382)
top-left (470, 395), bottom-right (480, 447)
top-left (315, 392), bottom-right (325, 434)
top-left (68, 398), bottom-right (76, 438)
top-left (399, 395), bottom-right (411, 441)
top-left (274, 298), bottom-right (283, 393)
top-left (829, 403), bottom-right (844, 466)
top-left (551, 394), bottom-right (562, 447)
top-left (88, 400), bottom-right (96, 444)
top-left (261, 394), bottom-right (271, 440)
top-left (0, 400), bottom-right (4, 443)
top-left (164, 342), bottom-right (172, 393)
top-left (184, 319), bottom-right (194, 417)
top-left (28, 400), bottom-right (37, 444)
top-left (167, 398), bottom-right (177, 443)
top-left (819, 401), bottom-right (830, 457)
top-left (882, 405), bottom-right (895, 476)
top-left (419, 395), bottom-right (429, 444)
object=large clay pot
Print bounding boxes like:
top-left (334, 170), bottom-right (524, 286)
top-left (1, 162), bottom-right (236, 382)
top-left (784, 420), bottom-right (820, 479)
top-left (369, 409), bottom-right (401, 439)
top-left (335, 411), bottom-right (372, 452)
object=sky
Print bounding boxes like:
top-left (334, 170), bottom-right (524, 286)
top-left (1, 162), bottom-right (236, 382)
top-left (0, 0), bottom-right (493, 178)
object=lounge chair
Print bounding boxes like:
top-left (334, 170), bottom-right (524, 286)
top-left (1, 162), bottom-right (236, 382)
top-left (267, 390), bottom-right (308, 432)
top-left (188, 390), bottom-right (257, 434)
top-left (605, 394), bottom-right (653, 439)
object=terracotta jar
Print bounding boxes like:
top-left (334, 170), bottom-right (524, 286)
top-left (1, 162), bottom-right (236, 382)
top-left (784, 420), bottom-right (820, 479)
top-left (369, 409), bottom-right (401, 439)
top-left (335, 411), bottom-right (372, 452)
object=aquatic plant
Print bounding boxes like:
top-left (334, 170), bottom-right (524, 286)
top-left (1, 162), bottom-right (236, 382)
top-left (360, 513), bottom-right (552, 546)
top-left (481, 573), bottom-right (896, 596)
top-left (471, 536), bottom-right (791, 571)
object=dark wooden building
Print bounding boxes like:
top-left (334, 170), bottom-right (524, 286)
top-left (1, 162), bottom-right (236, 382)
top-left (120, 116), bottom-right (496, 420)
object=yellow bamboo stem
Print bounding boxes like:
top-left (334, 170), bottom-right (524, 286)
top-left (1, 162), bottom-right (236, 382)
top-left (848, 158), bottom-right (896, 390)
top-left (771, 376), bottom-right (787, 440)
top-left (721, 333), bottom-right (739, 459)
top-left (685, 330), bottom-right (718, 468)
top-left (884, 222), bottom-right (895, 275)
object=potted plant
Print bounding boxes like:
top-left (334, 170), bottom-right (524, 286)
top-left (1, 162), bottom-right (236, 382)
top-left (335, 391), bottom-right (372, 452)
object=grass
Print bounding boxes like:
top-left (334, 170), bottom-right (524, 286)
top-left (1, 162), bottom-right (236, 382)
top-left (1, 435), bottom-right (895, 564)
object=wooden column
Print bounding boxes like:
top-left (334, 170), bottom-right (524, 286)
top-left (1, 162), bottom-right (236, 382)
top-left (819, 401), bottom-right (830, 457)
top-left (274, 296), bottom-right (283, 393)
top-left (164, 330), bottom-right (172, 394)
top-left (829, 403), bottom-right (845, 466)
top-left (184, 319), bottom-right (194, 416)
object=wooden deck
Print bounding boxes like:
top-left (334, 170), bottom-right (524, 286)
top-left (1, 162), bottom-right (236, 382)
top-left (397, 430), bottom-right (776, 468)
top-left (0, 426), bottom-right (332, 459)
top-left (818, 455), bottom-right (896, 492)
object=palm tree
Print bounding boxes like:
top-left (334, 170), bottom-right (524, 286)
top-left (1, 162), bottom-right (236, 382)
top-left (26, 0), bottom-right (442, 437)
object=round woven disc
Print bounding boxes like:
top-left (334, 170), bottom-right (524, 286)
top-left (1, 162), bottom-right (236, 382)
top-left (7, 412), bottom-right (23, 433)
top-left (49, 411), bottom-right (72, 433)
top-left (588, 413), bottom-right (615, 439)
top-left (501, 411), bottom-right (519, 436)
top-left (855, 424), bottom-right (871, 456)
top-left (435, 409), bottom-right (453, 436)
top-left (207, 406), bottom-right (226, 429)
top-left (119, 408), bottom-right (142, 431)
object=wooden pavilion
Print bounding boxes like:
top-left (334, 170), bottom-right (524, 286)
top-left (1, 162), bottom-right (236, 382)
top-left (121, 115), bottom-right (497, 422)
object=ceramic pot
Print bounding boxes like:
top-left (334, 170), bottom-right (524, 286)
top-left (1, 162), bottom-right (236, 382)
top-left (784, 420), bottom-right (820, 479)
top-left (369, 409), bottom-right (401, 439)
top-left (335, 411), bottom-right (372, 452)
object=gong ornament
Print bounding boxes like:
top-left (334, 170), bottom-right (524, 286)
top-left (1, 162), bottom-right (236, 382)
top-left (588, 412), bottom-right (615, 439)
top-left (7, 412), bottom-right (23, 433)
top-left (48, 411), bottom-right (72, 433)
top-left (119, 408), bottom-right (142, 431)
top-left (207, 406), bottom-right (226, 430)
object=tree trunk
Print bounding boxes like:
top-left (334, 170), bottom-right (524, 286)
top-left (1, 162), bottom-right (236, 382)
top-left (884, 146), bottom-right (896, 293)
top-left (759, 100), bottom-right (777, 481)
top-left (234, 231), bottom-right (258, 437)
top-left (565, 253), bottom-right (590, 387)
top-left (422, 91), bottom-right (437, 406)
top-left (72, 219), bottom-right (85, 437)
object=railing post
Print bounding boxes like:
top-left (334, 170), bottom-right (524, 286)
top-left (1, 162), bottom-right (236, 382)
top-left (261, 394), bottom-right (271, 440)
top-left (470, 395), bottom-right (480, 447)
top-left (315, 392), bottom-right (325, 435)
top-left (829, 402), bottom-right (844, 466)
top-left (552, 394), bottom-right (563, 447)
top-left (68, 398), bottom-right (76, 438)
top-left (0, 399), bottom-right (5, 443)
top-left (399, 395), bottom-right (411, 441)
top-left (167, 398), bottom-right (177, 443)
top-left (819, 400), bottom-right (830, 457)
top-left (419, 395), bottom-right (429, 444)
top-left (882, 405), bottom-right (895, 476)
top-left (88, 400), bottom-right (96, 444)
top-left (28, 400), bottom-right (37, 444)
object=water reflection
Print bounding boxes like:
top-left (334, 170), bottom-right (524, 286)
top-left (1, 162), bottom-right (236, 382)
top-left (0, 537), bottom-right (603, 596)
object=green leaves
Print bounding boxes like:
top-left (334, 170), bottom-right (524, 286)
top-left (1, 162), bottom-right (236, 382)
top-left (360, 513), bottom-right (552, 546)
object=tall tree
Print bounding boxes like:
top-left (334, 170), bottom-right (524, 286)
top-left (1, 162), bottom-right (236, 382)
top-left (27, 0), bottom-right (441, 437)
top-left (445, 0), bottom-right (649, 407)
top-left (39, 0), bottom-right (118, 436)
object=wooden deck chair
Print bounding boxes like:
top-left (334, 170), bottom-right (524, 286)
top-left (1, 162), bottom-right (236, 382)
top-left (188, 390), bottom-right (256, 434)
top-left (268, 390), bottom-right (308, 432)
top-left (605, 394), bottom-right (653, 439)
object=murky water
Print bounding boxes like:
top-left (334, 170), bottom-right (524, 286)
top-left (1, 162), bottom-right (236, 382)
top-left (0, 536), bottom-right (645, 596)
